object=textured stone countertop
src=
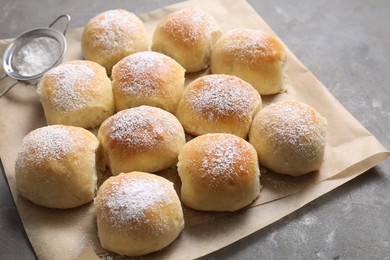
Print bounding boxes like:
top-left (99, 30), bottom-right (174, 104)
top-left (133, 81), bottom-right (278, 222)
top-left (0, 0), bottom-right (389, 259)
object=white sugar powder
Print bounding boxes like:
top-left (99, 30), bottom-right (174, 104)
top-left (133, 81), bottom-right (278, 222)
top-left (164, 8), bottom-right (214, 45)
top-left (200, 136), bottom-right (244, 185)
top-left (97, 176), bottom-right (173, 234)
top-left (16, 126), bottom-right (76, 169)
top-left (115, 52), bottom-right (170, 96)
top-left (186, 75), bottom-right (257, 121)
top-left (94, 10), bottom-right (136, 51)
top-left (45, 62), bottom-right (95, 111)
top-left (258, 101), bottom-right (326, 159)
top-left (107, 106), bottom-right (176, 150)
top-left (13, 37), bottom-right (61, 77)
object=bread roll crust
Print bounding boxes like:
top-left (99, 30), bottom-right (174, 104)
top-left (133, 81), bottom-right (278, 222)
top-left (249, 100), bottom-right (327, 176)
top-left (95, 172), bottom-right (184, 256)
top-left (211, 28), bottom-right (286, 95)
top-left (177, 133), bottom-right (260, 212)
top-left (176, 74), bottom-right (262, 138)
top-left (152, 8), bottom-right (222, 72)
top-left (37, 60), bottom-right (114, 128)
top-left (98, 106), bottom-right (186, 175)
top-left (15, 125), bottom-right (100, 209)
top-left (82, 9), bottom-right (148, 74)
top-left (112, 51), bottom-right (185, 113)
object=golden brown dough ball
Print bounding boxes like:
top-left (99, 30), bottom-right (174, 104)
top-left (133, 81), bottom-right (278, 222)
top-left (152, 8), bottom-right (222, 73)
top-left (176, 74), bottom-right (262, 138)
top-left (98, 106), bottom-right (186, 175)
top-left (249, 100), bottom-right (327, 176)
top-left (82, 9), bottom-right (148, 74)
top-left (37, 60), bottom-right (114, 128)
top-left (15, 125), bottom-right (101, 209)
top-left (112, 51), bottom-right (185, 113)
top-left (95, 172), bottom-right (184, 256)
top-left (211, 28), bottom-right (286, 95)
top-left (177, 133), bottom-right (260, 212)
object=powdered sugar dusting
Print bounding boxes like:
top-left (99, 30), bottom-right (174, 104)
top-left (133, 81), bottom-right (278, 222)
top-left (198, 135), bottom-right (250, 186)
top-left (185, 75), bottom-right (258, 121)
top-left (257, 101), bottom-right (326, 159)
top-left (43, 62), bottom-right (95, 111)
top-left (114, 52), bottom-right (172, 96)
top-left (97, 174), bottom-right (173, 234)
top-left (16, 126), bottom-right (81, 168)
top-left (106, 106), bottom-right (176, 150)
top-left (163, 8), bottom-right (216, 45)
top-left (94, 10), bottom-right (137, 50)
top-left (222, 29), bottom-right (277, 62)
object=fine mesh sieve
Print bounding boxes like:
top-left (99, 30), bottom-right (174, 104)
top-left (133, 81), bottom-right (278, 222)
top-left (0, 14), bottom-right (71, 98)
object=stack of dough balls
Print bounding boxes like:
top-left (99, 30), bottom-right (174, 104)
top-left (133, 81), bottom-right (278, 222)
top-left (15, 125), bottom-right (101, 209)
top-left (249, 100), bottom-right (327, 176)
top-left (82, 9), bottom-right (148, 74)
top-left (177, 133), bottom-right (260, 212)
top-left (152, 8), bottom-right (222, 72)
top-left (112, 51), bottom-right (185, 113)
top-left (98, 105), bottom-right (186, 175)
top-left (37, 60), bottom-right (114, 128)
top-left (211, 28), bottom-right (286, 95)
top-left (176, 74), bottom-right (262, 138)
top-left (95, 172), bottom-right (184, 256)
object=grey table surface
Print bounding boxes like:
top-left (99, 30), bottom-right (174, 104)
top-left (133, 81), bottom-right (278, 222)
top-left (0, 0), bottom-right (389, 259)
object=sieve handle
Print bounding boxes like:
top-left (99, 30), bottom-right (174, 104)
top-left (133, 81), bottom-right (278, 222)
top-left (48, 14), bottom-right (71, 36)
top-left (0, 74), bottom-right (19, 98)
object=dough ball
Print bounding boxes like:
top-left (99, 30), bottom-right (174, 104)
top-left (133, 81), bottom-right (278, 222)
top-left (211, 28), bottom-right (286, 95)
top-left (176, 74), bottom-right (262, 138)
top-left (249, 100), bottom-right (327, 176)
top-left (112, 51), bottom-right (185, 113)
top-left (98, 105), bottom-right (186, 175)
top-left (15, 125), bottom-right (101, 209)
top-left (152, 8), bottom-right (222, 73)
top-left (177, 133), bottom-right (260, 212)
top-left (37, 60), bottom-right (114, 128)
top-left (82, 9), bottom-right (148, 74)
top-left (95, 172), bottom-right (184, 256)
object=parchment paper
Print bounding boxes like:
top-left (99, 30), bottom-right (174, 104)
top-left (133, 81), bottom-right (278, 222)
top-left (0, 0), bottom-right (388, 259)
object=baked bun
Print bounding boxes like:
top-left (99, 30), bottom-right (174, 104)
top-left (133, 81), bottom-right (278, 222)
top-left (176, 74), bottom-right (262, 138)
top-left (112, 51), bottom-right (185, 113)
top-left (177, 134), bottom-right (260, 212)
top-left (37, 60), bottom-right (114, 128)
top-left (98, 106), bottom-right (185, 175)
top-left (152, 8), bottom-right (222, 73)
top-left (15, 125), bottom-right (101, 209)
top-left (82, 9), bottom-right (148, 74)
top-left (95, 172), bottom-right (184, 256)
top-left (249, 100), bottom-right (327, 176)
top-left (211, 28), bottom-right (286, 95)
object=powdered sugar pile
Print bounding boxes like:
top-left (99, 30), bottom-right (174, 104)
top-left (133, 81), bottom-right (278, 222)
top-left (13, 36), bottom-right (61, 77)
top-left (185, 75), bottom-right (258, 121)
